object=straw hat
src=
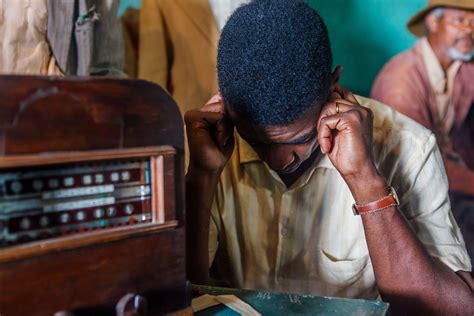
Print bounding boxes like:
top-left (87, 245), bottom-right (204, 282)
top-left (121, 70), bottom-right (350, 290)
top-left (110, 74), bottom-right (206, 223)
top-left (407, 0), bottom-right (474, 37)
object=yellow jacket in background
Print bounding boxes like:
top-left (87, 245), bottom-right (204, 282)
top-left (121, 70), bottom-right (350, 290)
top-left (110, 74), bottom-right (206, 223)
top-left (139, 0), bottom-right (219, 115)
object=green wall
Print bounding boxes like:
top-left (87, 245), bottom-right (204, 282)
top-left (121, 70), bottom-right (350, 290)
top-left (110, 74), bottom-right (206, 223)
top-left (119, 0), bottom-right (141, 16)
top-left (307, 0), bottom-right (426, 96)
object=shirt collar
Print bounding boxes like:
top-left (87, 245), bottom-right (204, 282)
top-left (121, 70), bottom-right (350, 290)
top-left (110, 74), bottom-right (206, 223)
top-left (420, 37), bottom-right (462, 94)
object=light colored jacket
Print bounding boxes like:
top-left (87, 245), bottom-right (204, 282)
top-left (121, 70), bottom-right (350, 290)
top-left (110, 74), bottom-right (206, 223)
top-left (47, 0), bottom-right (124, 76)
top-left (139, 0), bottom-right (219, 113)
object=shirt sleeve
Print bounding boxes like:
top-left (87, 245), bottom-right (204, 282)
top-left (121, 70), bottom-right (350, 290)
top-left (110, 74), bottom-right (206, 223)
top-left (395, 133), bottom-right (472, 272)
top-left (371, 55), bottom-right (432, 130)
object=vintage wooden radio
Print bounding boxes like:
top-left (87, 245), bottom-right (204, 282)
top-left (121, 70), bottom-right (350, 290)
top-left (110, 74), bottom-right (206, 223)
top-left (0, 76), bottom-right (191, 315)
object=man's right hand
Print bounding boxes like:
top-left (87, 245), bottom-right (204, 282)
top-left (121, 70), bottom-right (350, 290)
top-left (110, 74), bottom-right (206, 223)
top-left (184, 94), bottom-right (235, 174)
top-left (185, 93), bottom-right (234, 283)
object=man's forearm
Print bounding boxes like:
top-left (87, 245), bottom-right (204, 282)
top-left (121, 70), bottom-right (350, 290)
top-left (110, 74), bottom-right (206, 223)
top-left (185, 168), bottom-right (220, 284)
top-left (346, 173), bottom-right (473, 315)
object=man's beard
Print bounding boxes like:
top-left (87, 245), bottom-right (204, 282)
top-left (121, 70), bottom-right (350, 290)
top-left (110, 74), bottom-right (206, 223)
top-left (447, 47), bottom-right (472, 62)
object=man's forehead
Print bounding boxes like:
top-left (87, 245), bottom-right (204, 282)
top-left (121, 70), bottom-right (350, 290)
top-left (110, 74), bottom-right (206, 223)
top-left (232, 106), bottom-right (319, 141)
top-left (226, 101), bottom-right (321, 123)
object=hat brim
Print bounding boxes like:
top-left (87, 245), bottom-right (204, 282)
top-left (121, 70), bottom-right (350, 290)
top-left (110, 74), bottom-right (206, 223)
top-left (407, 3), bottom-right (474, 37)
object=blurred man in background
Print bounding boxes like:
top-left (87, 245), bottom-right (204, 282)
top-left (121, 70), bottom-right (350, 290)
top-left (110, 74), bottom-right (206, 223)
top-left (371, 0), bottom-right (474, 260)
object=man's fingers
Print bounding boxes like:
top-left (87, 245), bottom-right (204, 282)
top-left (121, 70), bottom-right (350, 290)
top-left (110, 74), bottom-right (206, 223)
top-left (342, 89), bottom-right (358, 104)
top-left (185, 91), bottom-right (235, 150)
top-left (185, 110), bottom-right (224, 127)
top-left (329, 98), bottom-right (355, 107)
top-left (333, 83), bottom-right (359, 104)
top-left (201, 93), bottom-right (225, 113)
top-left (318, 121), bottom-right (333, 154)
top-left (317, 112), bottom-right (358, 154)
top-left (201, 101), bottom-right (225, 113)
top-left (330, 91), bottom-right (342, 101)
top-left (215, 117), bottom-right (235, 149)
top-left (331, 65), bottom-right (343, 85)
top-left (207, 93), bottom-right (222, 104)
top-left (317, 114), bottom-right (346, 154)
top-left (318, 101), bottom-right (354, 130)
top-left (333, 82), bottom-right (346, 97)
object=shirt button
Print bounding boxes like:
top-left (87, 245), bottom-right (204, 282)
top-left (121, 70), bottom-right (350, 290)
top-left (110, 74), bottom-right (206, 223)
top-left (280, 227), bottom-right (288, 236)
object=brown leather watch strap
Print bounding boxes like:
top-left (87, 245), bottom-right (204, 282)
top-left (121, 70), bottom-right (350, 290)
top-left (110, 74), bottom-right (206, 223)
top-left (352, 187), bottom-right (399, 215)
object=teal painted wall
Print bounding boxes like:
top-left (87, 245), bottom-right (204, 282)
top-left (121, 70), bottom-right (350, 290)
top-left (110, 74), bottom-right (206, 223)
top-left (118, 0), bottom-right (141, 16)
top-left (307, 0), bottom-right (426, 96)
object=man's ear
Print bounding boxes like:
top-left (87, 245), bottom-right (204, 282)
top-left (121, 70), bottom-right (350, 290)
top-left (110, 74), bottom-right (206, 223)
top-left (425, 13), bottom-right (440, 34)
top-left (224, 102), bottom-right (236, 125)
top-left (330, 65), bottom-right (343, 91)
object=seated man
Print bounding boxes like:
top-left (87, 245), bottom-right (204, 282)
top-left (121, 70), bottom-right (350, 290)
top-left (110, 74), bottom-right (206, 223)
top-left (185, 0), bottom-right (473, 314)
top-left (371, 0), bottom-right (474, 261)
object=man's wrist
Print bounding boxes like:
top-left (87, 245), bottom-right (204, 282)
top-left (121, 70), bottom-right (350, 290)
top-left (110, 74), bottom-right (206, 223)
top-left (343, 165), bottom-right (388, 205)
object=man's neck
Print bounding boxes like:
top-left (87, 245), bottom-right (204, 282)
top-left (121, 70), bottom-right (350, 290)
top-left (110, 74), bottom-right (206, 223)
top-left (427, 36), bottom-right (453, 71)
top-left (278, 149), bottom-right (320, 188)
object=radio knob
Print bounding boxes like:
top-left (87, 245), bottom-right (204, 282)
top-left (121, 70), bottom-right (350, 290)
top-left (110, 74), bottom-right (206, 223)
top-left (20, 217), bottom-right (31, 230)
top-left (106, 206), bottom-right (117, 217)
top-left (75, 211), bottom-right (86, 221)
top-left (48, 178), bottom-right (59, 189)
top-left (95, 174), bottom-right (104, 184)
top-left (110, 172), bottom-right (119, 182)
top-left (64, 177), bottom-right (74, 187)
top-left (39, 216), bottom-right (49, 227)
top-left (121, 171), bottom-right (130, 181)
top-left (83, 175), bottom-right (92, 185)
top-left (33, 180), bottom-right (44, 191)
top-left (94, 208), bottom-right (105, 218)
top-left (11, 181), bottom-right (22, 194)
top-left (59, 213), bottom-right (70, 224)
top-left (124, 204), bottom-right (134, 215)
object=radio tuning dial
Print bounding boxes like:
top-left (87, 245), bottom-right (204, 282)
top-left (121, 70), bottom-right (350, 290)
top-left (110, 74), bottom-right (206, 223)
top-left (124, 204), bottom-right (134, 215)
top-left (59, 213), bottom-right (70, 224)
top-left (11, 181), bottom-right (22, 194)
top-left (39, 216), bottom-right (49, 227)
top-left (94, 208), bottom-right (105, 218)
top-left (20, 217), bottom-right (31, 230)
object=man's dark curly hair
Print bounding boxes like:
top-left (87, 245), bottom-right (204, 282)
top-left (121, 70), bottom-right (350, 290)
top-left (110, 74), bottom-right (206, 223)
top-left (217, 0), bottom-right (333, 126)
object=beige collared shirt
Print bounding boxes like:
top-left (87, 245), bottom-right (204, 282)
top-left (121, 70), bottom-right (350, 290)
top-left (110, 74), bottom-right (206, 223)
top-left (209, 96), bottom-right (471, 299)
top-left (420, 37), bottom-right (461, 139)
top-left (0, 0), bottom-right (62, 75)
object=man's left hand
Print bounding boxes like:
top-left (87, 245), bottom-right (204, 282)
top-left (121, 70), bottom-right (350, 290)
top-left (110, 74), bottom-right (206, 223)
top-left (317, 84), bottom-right (384, 198)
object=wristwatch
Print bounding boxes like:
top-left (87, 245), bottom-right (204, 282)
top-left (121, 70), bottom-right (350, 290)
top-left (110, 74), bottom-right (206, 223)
top-left (352, 186), bottom-right (400, 215)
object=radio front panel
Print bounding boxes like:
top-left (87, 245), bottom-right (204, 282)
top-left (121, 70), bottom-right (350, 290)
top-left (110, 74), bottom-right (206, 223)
top-left (0, 147), bottom-right (172, 249)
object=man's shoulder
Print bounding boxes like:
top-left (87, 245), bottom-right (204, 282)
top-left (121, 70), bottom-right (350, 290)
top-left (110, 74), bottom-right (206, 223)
top-left (459, 60), bottom-right (474, 83)
top-left (357, 95), bottom-right (434, 148)
top-left (373, 43), bottom-right (424, 84)
top-left (371, 43), bottom-right (427, 102)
